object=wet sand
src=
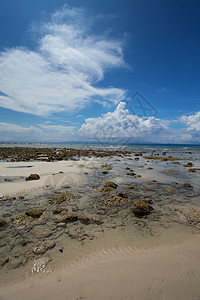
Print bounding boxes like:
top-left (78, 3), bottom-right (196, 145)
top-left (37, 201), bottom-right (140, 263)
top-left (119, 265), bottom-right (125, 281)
top-left (1, 235), bottom-right (200, 300)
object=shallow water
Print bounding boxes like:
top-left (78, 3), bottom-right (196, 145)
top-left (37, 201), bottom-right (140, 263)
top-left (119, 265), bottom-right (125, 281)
top-left (0, 148), bottom-right (200, 285)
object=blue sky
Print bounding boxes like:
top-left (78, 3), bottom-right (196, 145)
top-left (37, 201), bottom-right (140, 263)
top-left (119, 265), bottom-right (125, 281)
top-left (0, 0), bottom-right (199, 143)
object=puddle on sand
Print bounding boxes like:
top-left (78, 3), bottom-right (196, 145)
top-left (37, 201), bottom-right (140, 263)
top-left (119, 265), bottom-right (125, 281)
top-left (0, 148), bottom-right (200, 285)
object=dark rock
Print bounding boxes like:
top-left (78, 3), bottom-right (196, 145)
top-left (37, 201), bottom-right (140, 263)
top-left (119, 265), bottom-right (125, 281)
top-left (25, 209), bottom-right (43, 218)
top-left (183, 162), bottom-right (193, 167)
top-left (118, 192), bottom-right (128, 198)
top-left (0, 219), bottom-right (7, 230)
top-left (104, 181), bottom-right (118, 189)
top-left (26, 174), bottom-right (40, 181)
top-left (48, 192), bottom-right (75, 205)
top-left (140, 185), bottom-right (154, 191)
top-left (102, 171), bottom-right (109, 174)
top-left (127, 185), bottom-right (137, 189)
top-left (101, 164), bottom-right (113, 170)
top-left (4, 178), bottom-right (13, 182)
top-left (132, 198), bottom-right (153, 217)
top-left (99, 186), bottom-right (113, 195)
top-left (56, 212), bottom-right (78, 223)
top-left (126, 172), bottom-right (136, 176)
top-left (181, 183), bottom-right (193, 188)
top-left (53, 207), bottom-right (65, 214)
top-left (78, 215), bottom-right (91, 225)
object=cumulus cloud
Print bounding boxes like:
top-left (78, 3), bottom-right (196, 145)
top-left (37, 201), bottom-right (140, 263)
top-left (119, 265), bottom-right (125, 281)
top-left (0, 6), bottom-right (125, 116)
top-left (79, 102), bottom-right (168, 143)
top-left (181, 111), bottom-right (200, 131)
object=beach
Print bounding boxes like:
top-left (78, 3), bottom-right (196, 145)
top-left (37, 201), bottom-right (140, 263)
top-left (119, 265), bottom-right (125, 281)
top-left (0, 145), bottom-right (200, 299)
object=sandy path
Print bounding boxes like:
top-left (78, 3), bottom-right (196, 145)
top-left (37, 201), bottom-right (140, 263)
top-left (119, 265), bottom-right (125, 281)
top-left (1, 235), bottom-right (200, 300)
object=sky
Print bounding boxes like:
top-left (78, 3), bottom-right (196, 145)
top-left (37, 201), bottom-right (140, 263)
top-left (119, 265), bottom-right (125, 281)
top-left (0, 0), bottom-right (200, 144)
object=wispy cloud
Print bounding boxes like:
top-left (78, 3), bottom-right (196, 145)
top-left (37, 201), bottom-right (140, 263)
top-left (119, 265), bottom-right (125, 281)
top-left (158, 87), bottom-right (167, 93)
top-left (39, 124), bottom-right (76, 132)
top-left (0, 122), bottom-right (77, 141)
top-left (0, 6), bottom-right (126, 116)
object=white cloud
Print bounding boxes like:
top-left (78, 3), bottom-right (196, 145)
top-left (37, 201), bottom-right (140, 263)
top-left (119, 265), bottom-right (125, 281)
top-left (0, 122), bottom-right (43, 141)
top-left (181, 111), bottom-right (200, 131)
top-left (158, 87), bottom-right (167, 93)
top-left (79, 102), bottom-right (168, 142)
top-left (39, 124), bottom-right (76, 132)
top-left (0, 122), bottom-right (76, 142)
top-left (0, 6), bottom-right (125, 116)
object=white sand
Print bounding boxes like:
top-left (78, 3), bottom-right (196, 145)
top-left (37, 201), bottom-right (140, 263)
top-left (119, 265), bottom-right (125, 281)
top-left (0, 158), bottom-right (98, 197)
top-left (1, 235), bottom-right (200, 300)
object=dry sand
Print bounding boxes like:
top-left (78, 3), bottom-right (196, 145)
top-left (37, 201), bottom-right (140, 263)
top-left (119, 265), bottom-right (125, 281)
top-left (1, 235), bottom-right (200, 300)
top-left (0, 158), bottom-right (98, 197)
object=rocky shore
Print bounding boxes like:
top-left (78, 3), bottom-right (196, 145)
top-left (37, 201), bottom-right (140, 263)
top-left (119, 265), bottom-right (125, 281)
top-left (0, 146), bottom-right (200, 289)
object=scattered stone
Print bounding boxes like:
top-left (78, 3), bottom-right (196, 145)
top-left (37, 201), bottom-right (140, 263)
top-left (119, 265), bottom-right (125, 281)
top-left (102, 171), bottom-right (108, 174)
top-left (0, 219), bottom-right (7, 230)
top-left (181, 183), bottom-right (193, 188)
top-left (53, 207), bottom-right (65, 214)
top-left (72, 206), bottom-right (78, 212)
top-left (26, 174), bottom-right (40, 181)
top-left (188, 168), bottom-right (200, 173)
top-left (127, 185), bottom-right (137, 189)
top-left (33, 241), bottom-right (55, 255)
top-left (102, 195), bottom-right (129, 207)
top-left (56, 212), bottom-right (78, 223)
top-left (140, 185), bottom-right (154, 191)
top-left (164, 187), bottom-right (175, 193)
top-left (183, 162), bottom-right (193, 167)
top-left (104, 181), bottom-right (118, 189)
top-left (25, 209), bottom-right (43, 218)
top-left (91, 217), bottom-right (103, 225)
top-left (161, 170), bottom-right (178, 174)
top-left (99, 186), bottom-right (113, 195)
top-left (48, 192), bottom-right (75, 205)
top-left (148, 167), bottom-right (153, 170)
top-left (101, 164), bottom-right (113, 170)
top-left (61, 184), bottom-right (70, 189)
top-left (137, 175), bottom-right (142, 178)
top-left (132, 198), bottom-right (153, 217)
top-left (126, 172), bottom-right (136, 176)
top-left (78, 215), bottom-right (91, 225)
top-left (4, 178), bottom-right (13, 182)
top-left (143, 156), bottom-right (182, 161)
top-left (117, 192), bottom-right (128, 198)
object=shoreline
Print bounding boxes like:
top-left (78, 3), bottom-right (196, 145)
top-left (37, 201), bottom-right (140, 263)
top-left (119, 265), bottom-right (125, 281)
top-left (1, 235), bottom-right (200, 300)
